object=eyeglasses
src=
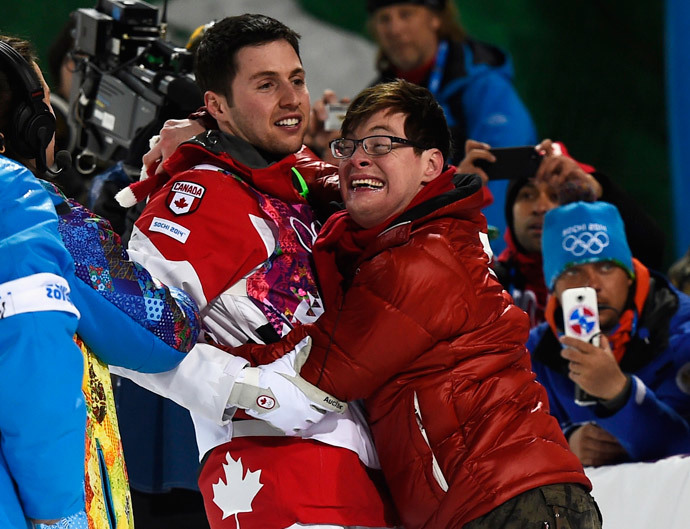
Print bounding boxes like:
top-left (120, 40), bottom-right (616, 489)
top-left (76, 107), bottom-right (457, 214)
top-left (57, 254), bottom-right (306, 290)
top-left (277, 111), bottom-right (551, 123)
top-left (329, 135), bottom-right (424, 159)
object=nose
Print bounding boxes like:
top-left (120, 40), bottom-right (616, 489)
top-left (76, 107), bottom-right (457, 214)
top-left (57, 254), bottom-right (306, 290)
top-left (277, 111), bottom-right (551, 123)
top-left (279, 83), bottom-right (300, 108)
top-left (582, 268), bottom-right (602, 292)
top-left (534, 190), bottom-right (558, 214)
top-left (348, 142), bottom-right (371, 167)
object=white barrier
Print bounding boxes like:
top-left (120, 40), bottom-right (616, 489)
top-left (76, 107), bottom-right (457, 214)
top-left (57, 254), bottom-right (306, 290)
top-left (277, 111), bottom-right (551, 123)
top-left (586, 455), bottom-right (690, 528)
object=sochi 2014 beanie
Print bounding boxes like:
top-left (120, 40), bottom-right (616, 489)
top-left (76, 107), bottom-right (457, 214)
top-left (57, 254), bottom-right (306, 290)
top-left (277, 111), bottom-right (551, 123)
top-left (366, 0), bottom-right (446, 14)
top-left (542, 201), bottom-right (634, 290)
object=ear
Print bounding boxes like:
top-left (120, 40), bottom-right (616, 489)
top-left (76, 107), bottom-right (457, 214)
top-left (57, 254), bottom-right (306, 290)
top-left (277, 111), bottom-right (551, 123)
top-left (204, 90), bottom-right (227, 121)
top-left (420, 148), bottom-right (444, 183)
top-left (429, 12), bottom-right (442, 33)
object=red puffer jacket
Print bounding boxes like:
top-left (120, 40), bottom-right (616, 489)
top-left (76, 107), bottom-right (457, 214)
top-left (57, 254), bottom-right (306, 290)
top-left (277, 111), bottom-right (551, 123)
top-left (237, 173), bottom-right (590, 529)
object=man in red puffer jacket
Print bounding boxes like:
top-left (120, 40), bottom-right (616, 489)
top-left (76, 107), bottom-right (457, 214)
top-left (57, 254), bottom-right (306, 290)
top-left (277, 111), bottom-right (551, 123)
top-left (228, 79), bottom-right (602, 529)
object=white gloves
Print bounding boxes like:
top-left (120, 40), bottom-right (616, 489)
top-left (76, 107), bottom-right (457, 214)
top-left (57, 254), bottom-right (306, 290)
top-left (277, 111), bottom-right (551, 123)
top-left (227, 337), bottom-right (347, 434)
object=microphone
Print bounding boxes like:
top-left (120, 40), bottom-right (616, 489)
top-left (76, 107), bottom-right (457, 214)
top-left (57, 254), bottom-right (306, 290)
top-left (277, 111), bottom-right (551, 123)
top-left (44, 150), bottom-right (73, 177)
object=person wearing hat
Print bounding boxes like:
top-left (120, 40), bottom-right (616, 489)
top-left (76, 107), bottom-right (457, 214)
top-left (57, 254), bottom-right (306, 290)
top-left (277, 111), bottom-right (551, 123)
top-left (366, 0), bottom-right (537, 254)
top-left (458, 138), bottom-right (667, 328)
top-left (526, 200), bottom-right (690, 467)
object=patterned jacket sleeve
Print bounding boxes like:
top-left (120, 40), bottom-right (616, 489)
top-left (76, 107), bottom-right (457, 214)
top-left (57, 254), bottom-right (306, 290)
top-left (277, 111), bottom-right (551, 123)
top-left (48, 184), bottom-right (201, 372)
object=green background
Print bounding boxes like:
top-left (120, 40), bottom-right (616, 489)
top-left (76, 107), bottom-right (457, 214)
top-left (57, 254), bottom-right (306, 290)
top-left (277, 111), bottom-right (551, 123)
top-left (3, 0), bottom-right (672, 264)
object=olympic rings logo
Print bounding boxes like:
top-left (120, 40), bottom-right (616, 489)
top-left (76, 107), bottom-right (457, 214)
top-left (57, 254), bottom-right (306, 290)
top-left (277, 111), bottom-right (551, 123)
top-left (562, 231), bottom-right (610, 256)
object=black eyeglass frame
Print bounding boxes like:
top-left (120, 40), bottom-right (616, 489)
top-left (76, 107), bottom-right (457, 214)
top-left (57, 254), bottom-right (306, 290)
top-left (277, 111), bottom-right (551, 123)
top-left (329, 135), bottom-right (425, 159)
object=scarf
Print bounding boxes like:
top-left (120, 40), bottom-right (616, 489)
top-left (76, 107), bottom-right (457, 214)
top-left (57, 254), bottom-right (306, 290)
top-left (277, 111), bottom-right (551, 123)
top-left (313, 170), bottom-right (455, 308)
top-left (545, 258), bottom-right (650, 363)
top-left (497, 228), bottom-right (548, 325)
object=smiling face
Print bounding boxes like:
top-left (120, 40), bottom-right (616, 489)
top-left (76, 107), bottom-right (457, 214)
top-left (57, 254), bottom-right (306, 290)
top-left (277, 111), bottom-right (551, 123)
top-left (512, 178), bottom-right (559, 254)
top-left (554, 261), bottom-right (633, 331)
top-left (204, 39), bottom-right (309, 157)
top-left (338, 109), bottom-right (443, 228)
top-left (371, 5), bottom-right (441, 72)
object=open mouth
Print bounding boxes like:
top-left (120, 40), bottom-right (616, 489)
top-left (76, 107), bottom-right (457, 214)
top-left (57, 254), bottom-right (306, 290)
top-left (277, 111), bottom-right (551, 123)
top-left (275, 117), bottom-right (301, 127)
top-left (351, 178), bottom-right (384, 190)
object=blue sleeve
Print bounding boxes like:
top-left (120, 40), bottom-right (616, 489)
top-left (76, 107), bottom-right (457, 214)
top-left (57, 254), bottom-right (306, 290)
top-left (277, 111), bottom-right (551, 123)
top-left (528, 312), bottom-right (690, 461)
top-left (50, 191), bottom-right (200, 372)
top-left (595, 324), bottom-right (690, 460)
top-left (0, 157), bottom-right (86, 520)
top-left (595, 374), bottom-right (690, 460)
top-left (461, 71), bottom-right (538, 147)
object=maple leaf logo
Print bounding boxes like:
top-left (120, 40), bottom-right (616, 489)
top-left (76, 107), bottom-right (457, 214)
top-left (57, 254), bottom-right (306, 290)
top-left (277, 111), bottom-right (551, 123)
top-left (174, 196), bottom-right (189, 209)
top-left (212, 452), bottom-right (264, 528)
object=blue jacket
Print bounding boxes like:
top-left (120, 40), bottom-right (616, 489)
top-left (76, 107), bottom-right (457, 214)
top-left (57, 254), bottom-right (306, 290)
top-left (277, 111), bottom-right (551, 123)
top-left (378, 38), bottom-right (536, 255)
top-left (1, 154), bottom-right (201, 528)
top-left (0, 155), bottom-right (86, 527)
top-left (527, 270), bottom-right (690, 461)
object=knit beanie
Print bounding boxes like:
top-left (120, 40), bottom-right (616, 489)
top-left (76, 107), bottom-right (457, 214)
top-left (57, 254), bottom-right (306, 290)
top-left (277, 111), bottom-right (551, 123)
top-left (366, 0), bottom-right (446, 14)
top-left (542, 201), bottom-right (634, 290)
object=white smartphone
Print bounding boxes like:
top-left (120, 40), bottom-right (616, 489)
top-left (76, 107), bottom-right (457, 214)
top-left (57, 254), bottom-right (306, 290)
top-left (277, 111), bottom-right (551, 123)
top-left (560, 287), bottom-right (601, 406)
top-left (324, 103), bottom-right (348, 132)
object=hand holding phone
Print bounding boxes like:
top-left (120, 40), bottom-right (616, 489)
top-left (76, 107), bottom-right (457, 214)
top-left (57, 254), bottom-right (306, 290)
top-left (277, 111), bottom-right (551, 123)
top-left (324, 103), bottom-right (348, 132)
top-left (560, 287), bottom-right (601, 406)
top-left (474, 146), bottom-right (543, 180)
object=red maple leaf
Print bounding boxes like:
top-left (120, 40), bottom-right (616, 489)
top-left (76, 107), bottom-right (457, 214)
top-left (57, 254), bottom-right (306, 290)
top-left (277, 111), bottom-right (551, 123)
top-left (174, 197), bottom-right (189, 209)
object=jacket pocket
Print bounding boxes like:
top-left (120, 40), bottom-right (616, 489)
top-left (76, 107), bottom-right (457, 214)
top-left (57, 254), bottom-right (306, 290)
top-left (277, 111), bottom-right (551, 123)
top-left (413, 391), bottom-right (449, 492)
top-left (96, 440), bottom-right (117, 529)
top-left (539, 484), bottom-right (602, 529)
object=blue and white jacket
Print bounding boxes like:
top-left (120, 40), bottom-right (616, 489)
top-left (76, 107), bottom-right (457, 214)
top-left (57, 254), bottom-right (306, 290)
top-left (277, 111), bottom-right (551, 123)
top-left (0, 154), bottom-right (200, 528)
top-left (0, 155), bottom-right (86, 528)
top-left (527, 270), bottom-right (690, 462)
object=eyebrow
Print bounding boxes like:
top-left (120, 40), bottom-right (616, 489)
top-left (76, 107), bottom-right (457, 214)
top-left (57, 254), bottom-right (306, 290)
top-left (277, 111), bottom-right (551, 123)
top-left (248, 67), bottom-right (305, 81)
top-left (364, 125), bottom-right (396, 135)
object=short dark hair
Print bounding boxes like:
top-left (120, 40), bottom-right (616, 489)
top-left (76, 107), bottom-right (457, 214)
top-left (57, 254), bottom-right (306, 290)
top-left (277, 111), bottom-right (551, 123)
top-left (194, 14), bottom-right (301, 102)
top-left (341, 79), bottom-right (451, 162)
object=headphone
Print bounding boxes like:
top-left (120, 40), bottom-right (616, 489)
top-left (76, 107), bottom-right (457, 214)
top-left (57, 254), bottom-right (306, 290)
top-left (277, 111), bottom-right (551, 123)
top-left (0, 40), bottom-right (55, 173)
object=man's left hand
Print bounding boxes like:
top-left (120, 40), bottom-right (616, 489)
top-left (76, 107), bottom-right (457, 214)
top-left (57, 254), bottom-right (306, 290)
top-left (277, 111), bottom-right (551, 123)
top-left (227, 337), bottom-right (347, 434)
top-left (560, 334), bottom-right (628, 400)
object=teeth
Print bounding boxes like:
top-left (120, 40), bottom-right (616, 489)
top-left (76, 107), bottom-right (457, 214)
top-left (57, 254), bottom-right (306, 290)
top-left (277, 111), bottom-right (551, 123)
top-left (276, 118), bottom-right (299, 126)
top-left (352, 179), bottom-right (384, 189)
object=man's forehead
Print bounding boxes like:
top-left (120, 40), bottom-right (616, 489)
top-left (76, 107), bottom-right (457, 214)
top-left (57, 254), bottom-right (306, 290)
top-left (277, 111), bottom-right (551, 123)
top-left (348, 109), bottom-right (406, 135)
top-left (519, 178), bottom-right (555, 192)
top-left (235, 40), bottom-right (302, 72)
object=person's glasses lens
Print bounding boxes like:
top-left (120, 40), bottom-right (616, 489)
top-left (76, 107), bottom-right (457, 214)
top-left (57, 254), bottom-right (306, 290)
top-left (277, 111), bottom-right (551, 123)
top-left (331, 139), bottom-right (353, 159)
top-left (363, 136), bottom-right (392, 156)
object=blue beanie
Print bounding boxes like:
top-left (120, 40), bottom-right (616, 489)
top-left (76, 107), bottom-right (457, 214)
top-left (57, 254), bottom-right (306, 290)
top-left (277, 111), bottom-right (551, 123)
top-left (542, 201), bottom-right (634, 290)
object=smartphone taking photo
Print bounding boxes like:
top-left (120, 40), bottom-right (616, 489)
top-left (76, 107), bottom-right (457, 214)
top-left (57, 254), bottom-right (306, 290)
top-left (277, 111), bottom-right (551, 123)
top-left (474, 146), bottom-right (543, 180)
top-left (560, 286), bottom-right (601, 406)
top-left (324, 103), bottom-right (348, 132)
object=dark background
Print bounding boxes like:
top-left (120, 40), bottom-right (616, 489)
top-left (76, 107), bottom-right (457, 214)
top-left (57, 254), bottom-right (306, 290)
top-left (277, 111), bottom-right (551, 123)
top-left (4, 0), bottom-right (672, 265)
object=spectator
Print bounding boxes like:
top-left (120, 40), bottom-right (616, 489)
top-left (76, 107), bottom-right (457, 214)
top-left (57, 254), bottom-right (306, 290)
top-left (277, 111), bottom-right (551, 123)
top-left (112, 14), bottom-right (397, 529)
top-left (527, 200), bottom-right (690, 467)
top-left (366, 0), bottom-right (537, 253)
top-left (0, 35), bottom-right (200, 529)
top-left (459, 139), bottom-right (666, 327)
top-left (227, 79), bottom-right (601, 529)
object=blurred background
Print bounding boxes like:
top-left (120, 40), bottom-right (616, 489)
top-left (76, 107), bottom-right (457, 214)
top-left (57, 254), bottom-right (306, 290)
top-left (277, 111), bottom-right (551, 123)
top-left (4, 0), bottom-right (687, 266)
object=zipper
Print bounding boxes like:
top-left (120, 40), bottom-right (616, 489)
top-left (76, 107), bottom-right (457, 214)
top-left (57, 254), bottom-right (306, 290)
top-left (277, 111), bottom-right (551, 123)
top-left (413, 391), bottom-right (449, 492)
top-left (96, 439), bottom-right (117, 529)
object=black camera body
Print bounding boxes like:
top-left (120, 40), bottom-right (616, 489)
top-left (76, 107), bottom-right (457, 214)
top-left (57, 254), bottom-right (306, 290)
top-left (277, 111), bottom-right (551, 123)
top-left (68, 0), bottom-right (202, 173)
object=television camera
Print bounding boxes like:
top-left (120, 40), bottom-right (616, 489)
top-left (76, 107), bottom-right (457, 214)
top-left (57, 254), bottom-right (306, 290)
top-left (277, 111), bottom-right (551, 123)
top-left (67, 0), bottom-right (203, 174)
